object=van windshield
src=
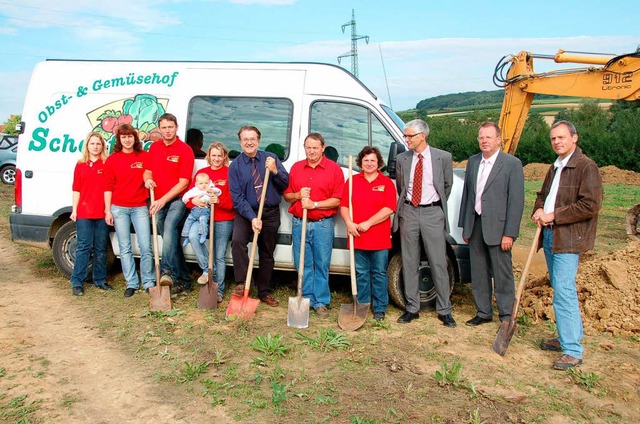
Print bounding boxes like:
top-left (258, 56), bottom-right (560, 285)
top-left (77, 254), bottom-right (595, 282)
top-left (381, 105), bottom-right (405, 134)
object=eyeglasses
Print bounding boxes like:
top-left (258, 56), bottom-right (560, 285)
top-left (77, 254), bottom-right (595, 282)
top-left (403, 132), bottom-right (423, 139)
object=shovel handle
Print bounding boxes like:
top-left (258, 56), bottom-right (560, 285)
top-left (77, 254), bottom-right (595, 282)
top-left (150, 188), bottom-right (161, 283)
top-left (348, 156), bottom-right (358, 300)
top-left (297, 208), bottom-right (308, 298)
top-left (244, 168), bottom-right (271, 293)
top-left (208, 201), bottom-right (215, 282)
top-left (511, 226), bottom-right (542, 317)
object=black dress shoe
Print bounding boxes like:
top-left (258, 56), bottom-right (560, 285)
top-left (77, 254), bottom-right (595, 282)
top-left (465, 315), bottom-right (493, 326)
top-left (438, 314), bottom-right (457, 327)
top-left (124, 288), bottom-right (136, 297)
top-left (397, 311), bottom-right (419, 323)
top-left (96, 283), bottom-right (114, 290)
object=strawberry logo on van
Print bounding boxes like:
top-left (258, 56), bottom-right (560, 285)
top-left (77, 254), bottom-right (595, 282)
top-left (87, 94), bottom-right (168, 152)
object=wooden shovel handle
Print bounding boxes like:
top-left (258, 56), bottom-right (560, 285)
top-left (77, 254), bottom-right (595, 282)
top-left (511, 226), bottom-right (542, 317)
top-left (244, 168), bottom-right (271, 293)
top-left (348, 156), bottom-right (357, 298)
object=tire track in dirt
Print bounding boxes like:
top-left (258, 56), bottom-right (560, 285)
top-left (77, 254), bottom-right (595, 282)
top-left (0, 243), bottom-right (226, 423)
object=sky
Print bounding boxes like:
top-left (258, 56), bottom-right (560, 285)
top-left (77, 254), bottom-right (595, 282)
top-left (0, 0), bottom-right (638, 123)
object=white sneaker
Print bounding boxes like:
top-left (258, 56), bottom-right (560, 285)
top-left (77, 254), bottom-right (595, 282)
top-left (197, 273), bottom-right (208, 285)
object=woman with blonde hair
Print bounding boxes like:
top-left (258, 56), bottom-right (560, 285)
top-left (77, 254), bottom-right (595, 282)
top-left (70, 131), bottom-right (110, 296)
top-left (184, 141), bottom-right (235, 300)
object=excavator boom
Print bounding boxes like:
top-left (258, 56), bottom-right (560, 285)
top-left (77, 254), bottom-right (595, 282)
top-left (497, 50), bottom-right (640, 154)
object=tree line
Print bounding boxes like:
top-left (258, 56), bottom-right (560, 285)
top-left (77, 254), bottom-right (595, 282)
top-left (398, 100), bottom-right (640, 172)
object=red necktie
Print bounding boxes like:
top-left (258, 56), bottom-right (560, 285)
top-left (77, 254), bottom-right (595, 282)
top-left (251, 158), bottom-right (263, 200)
top-left (411, 155), bottom-right (423, 206)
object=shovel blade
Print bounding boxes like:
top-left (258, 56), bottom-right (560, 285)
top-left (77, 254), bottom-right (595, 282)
top-left (149, 285), bottom-right (171, 312)
top-left (226, 295), bottom-right (260, 320)
top-left (287, 296), bottom-right (310, 328)
top-left (197, 281), bottom-right (219, 310)
top-left (492, 320), bottom-right (517, 356)
top-left (338, 302), bottom-right (369, 331)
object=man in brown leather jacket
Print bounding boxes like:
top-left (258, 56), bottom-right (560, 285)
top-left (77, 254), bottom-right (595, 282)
top-left (531, 120), bottom-right (603, 370)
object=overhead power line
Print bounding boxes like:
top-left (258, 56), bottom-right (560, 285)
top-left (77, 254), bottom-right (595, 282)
top-left (337, 9), bottom-right (369, 78)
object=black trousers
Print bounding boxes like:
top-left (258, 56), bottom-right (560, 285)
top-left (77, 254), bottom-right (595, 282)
top-left (231, 206), bottom-right (280, 298)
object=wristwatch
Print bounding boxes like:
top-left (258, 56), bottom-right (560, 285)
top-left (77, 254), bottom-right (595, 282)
top-left (313, 201), bottom-right (319, 209)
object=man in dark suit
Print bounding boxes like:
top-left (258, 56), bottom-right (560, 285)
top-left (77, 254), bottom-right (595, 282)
top-left (393, 119), bottom-right (456, 327)
top-left (458, 122), bottom-right (525, 326)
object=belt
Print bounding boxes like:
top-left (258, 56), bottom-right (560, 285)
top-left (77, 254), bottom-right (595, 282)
top-left (294, 215), bottom-right (331, 222)
top-left (404, 200), bottom-right (442, 208)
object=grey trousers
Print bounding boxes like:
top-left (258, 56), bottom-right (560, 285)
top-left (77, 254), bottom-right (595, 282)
top-left (469, 214), bottom-right (515, 321)
top-left (399, 204), bottom-right (452, 315)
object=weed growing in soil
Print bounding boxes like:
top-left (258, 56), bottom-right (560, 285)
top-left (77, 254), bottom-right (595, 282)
top-left (179, 360), bottom-right (211, 383)
top-left (567, 368), bottom-right (603, 394)
top-left (250, 334), bottom-right (289, 357)
top-left (433, 358), bottom-right (466, 387)
top-left (296, 329), bottom-right (352, 351)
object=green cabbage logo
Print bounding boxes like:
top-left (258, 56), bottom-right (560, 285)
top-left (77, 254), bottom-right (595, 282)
top-left (87, 94), bottom-right (169, 151)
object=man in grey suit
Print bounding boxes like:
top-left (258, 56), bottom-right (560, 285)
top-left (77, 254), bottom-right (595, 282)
top-left (458, 122), bottom-right (525, 326)
top-left (393, 119), bottom-right (456, 327)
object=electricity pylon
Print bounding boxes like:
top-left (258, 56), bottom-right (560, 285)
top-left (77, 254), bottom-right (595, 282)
top-left (337, 9), bottom-right (369, 78)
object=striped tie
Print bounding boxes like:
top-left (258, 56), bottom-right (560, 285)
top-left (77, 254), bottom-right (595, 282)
top-left (251, 157), bottom-right (263, 200)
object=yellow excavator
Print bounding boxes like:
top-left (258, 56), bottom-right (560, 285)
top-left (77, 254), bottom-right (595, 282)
top-left (495, 48), bottom-right (640, 241)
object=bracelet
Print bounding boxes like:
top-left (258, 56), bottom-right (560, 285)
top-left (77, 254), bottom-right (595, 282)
top-left (105, 211), bottom-right (112, 214)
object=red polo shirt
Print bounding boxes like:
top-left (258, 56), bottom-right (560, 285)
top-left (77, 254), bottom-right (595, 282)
top-left (145, 137), bottom-right (194, 198)
top-left (285, 155), bottom-right (344, 220)
top-left (103, 151), bottom-right (149, 208)
top-left (72, 159), bottom-right (106, 219)
top-left (340, 172), bottom-right (397, 250)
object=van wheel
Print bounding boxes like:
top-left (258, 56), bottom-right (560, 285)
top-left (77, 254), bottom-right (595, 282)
top-left (1, 165), bottom-right (16, 185)
top-left (52, 220), bottom-right (115, 279)
top-left (387, 251), bottom-right (455, 311)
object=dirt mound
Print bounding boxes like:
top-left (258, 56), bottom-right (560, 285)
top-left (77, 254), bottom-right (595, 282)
top-left (523, 163), bottom-right (551, 181)
top-left (523, 163), bottom-right (640, 185)
top-left (520, 241), bottom-right (640, 336)
top-left (599, 165), bottom-right (640, 185)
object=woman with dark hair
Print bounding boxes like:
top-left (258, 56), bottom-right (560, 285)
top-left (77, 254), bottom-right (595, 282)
top-left (184, 141), bottom-right (235, 300)
top-left (339, 146), bottom-right (397, 320)
top-left (104, 124), bottom-right (155, 297)
top-left (70, 131), bottom-right (110, 296)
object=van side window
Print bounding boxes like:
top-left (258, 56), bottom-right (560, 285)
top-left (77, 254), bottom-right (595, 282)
top-left (310, 101), bottom-right (394, 174)
top-left (187, 97), bottom-right (293, 160)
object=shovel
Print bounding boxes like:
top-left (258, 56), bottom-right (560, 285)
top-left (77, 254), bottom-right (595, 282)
top-left (492, 225), bottom-right (542, 356)
top-left (226, 169), bottom-right (270, 320)
top-left (338, 156), bottom-right (369, 331)
top-left (198, 202), bottom-right (218, 309)
top-left (287, 208), bottom-right (310, 328)
top-left (148, 187), bottom-right (171, 312)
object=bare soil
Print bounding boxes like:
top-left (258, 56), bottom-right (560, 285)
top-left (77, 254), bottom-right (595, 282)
top-left (454, 162), bottom-right (640, 186)
top-left (1, 175), bottom-right (639, 422)
top-left (0, 241), bottom-right (226, 423)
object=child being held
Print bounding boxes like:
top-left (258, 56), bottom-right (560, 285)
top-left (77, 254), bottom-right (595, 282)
top-left (181, 173), bottom-right (221, 246)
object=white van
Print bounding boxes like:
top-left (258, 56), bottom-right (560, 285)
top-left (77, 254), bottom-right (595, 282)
top-left (10, 60), bottom-right (470, 308)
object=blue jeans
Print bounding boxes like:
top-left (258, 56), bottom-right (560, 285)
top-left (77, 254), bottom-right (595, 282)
top-left (189, 219), bottom-right (233, 297)
top-left (292, 216), bottom-right (334, 308)
top-left (155, 197), bottom-right (190, 286)
top-left (71, 218), bottom-right (109, 288)
top-left (355, 249), bottom-right (389, 313)
top-left (111, 205), bottom-right (155, 290)
top-left (543, 227), bottom-right (583, 359)
top-left (181, 206), bottom-right (210, 238)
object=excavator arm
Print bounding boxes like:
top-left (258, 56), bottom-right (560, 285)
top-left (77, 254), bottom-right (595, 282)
top-left (495, 48), bottom-right (640, 241)
top-left (496, 49), bottom-right (640, 154)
